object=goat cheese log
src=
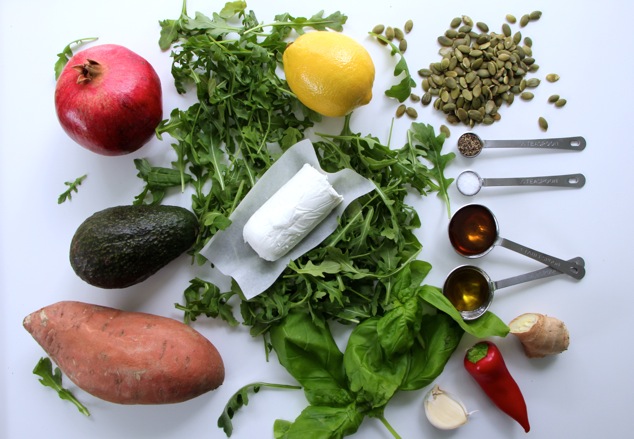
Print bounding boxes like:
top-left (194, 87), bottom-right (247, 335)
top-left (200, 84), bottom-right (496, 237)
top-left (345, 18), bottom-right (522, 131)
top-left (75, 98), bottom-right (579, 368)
top-left (243, 163), bottom-right (343, 261)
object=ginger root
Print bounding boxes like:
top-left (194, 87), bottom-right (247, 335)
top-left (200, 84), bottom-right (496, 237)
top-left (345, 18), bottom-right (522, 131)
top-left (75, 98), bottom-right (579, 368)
top-left (508, 313), bottom-right (570, 358)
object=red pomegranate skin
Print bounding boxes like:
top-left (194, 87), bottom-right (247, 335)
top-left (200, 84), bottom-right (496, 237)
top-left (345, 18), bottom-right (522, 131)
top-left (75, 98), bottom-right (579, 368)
top-left (54, 44), bottom-right (163, 156)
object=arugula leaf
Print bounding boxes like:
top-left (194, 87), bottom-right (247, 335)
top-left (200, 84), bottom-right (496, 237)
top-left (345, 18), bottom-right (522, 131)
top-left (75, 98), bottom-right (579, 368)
top-left (57, 174), bottom-right (87, 204)
top-left (369, 33), bottom-right (415, 102)
top-left (33, 357), bottom-right (90, 416)
top-left (406, 123), bottom-right (456, 216)
top-left (175, 278), bottom-right (238, 325)
top-left (218, 381), bottom-right (301, 436)
top-left (54, 38), bottom-right (98, 80)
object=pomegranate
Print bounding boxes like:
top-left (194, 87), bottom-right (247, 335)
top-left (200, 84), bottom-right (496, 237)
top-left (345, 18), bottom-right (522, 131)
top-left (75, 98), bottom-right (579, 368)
top-left (54, 44), bottom-right (163, 156)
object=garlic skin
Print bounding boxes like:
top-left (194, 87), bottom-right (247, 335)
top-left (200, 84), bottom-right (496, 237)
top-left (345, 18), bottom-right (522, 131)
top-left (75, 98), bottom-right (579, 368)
top-left (424, 385), bottom-right (470, 430)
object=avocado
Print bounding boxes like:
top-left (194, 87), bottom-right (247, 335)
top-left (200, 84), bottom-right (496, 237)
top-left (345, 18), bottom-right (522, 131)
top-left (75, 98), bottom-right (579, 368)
top-left (69, 204), bottom-right (198, 289)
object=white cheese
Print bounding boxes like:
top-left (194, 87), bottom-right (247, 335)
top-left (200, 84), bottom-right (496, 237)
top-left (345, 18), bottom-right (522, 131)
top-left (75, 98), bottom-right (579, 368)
top-left (243, 163), bottom-right (343, 261)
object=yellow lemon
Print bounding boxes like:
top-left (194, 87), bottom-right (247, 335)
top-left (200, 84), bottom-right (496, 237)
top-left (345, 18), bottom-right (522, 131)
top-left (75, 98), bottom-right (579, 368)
top-left (283, 31), bottom-right (375, 117)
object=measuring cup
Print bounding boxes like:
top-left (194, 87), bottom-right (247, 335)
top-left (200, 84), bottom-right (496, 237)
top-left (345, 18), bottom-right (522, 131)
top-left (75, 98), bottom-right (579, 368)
top-left (457, 132), bottom-right (586, 158)
top-left (448, 204), bottom-right (585, 279)
top-left (456, 170), bottom-right (586, 196)
top-left (443, 257), bottom-right (585, 320)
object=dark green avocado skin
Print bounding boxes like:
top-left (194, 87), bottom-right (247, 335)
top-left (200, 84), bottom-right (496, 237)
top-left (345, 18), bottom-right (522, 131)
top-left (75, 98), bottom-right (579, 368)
top-left (69, 205), bottom-right (198, 289)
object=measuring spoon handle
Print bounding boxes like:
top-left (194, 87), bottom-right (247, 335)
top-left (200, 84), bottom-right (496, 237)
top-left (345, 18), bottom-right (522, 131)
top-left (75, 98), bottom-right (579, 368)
top-left (494, 257), bottom-right (585, 290)
top-left (481, 173), bottom-right (586, 188)
top-left (483, 136), bottom-right (586, 151)
top-left (495, 237), bottom-right (586, 279)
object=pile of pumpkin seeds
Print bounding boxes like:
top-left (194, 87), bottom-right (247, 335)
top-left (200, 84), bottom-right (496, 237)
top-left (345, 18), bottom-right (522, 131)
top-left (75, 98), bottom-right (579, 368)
top-left (419, 12), bottom-right (545, 127)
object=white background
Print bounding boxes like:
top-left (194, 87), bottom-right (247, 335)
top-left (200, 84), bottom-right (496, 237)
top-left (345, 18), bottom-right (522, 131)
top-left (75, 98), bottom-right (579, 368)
top-left (1, 1), bottom-right (630, 438)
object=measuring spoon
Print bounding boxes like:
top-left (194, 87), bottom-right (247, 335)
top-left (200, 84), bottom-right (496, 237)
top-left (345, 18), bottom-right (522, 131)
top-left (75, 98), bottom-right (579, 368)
top-left (457, 132), bottom-right (586, 158)
top-left (448, 204), bottom-right (585, 279)
top-left (443, 257), bottom-right (585, 320)
top-left (456, 170), bottom-right (586, 196)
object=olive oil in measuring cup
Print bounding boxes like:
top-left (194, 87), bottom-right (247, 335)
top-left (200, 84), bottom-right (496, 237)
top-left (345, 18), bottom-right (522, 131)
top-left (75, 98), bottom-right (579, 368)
top-left (443, 265), bottom-right (491, 312)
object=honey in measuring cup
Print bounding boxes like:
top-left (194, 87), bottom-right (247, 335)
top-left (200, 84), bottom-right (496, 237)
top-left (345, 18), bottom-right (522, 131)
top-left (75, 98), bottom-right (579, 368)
top-left (448, 204), bottom-right (498, 257)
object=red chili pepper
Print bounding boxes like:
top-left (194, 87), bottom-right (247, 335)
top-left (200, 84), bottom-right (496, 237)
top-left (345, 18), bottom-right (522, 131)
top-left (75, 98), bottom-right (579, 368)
top-left (464, 341), bottom-right (530, 432)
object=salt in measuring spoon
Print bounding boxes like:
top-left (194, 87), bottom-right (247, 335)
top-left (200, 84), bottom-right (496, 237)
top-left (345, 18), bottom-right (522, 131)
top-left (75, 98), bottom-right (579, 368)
top-left (456, 170), bottom-right (586, 196)
top-left (448, 204), bottom-right (585, 280)
top-left (443, 257), bottom-right (585, 320)
top-left (457, 132), bottom-right (586, 158)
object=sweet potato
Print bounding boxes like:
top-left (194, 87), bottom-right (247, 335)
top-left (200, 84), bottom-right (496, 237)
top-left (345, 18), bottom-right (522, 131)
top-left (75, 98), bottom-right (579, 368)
top-left (23, 301), bottom-right (224, 404)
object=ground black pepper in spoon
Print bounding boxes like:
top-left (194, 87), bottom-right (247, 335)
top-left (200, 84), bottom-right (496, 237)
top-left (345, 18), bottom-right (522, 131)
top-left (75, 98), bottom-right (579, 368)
top-left (457, 132), bottom-right (586, 158)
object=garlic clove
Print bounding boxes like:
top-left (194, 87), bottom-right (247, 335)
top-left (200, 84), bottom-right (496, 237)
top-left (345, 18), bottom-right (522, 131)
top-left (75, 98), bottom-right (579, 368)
top-left (424, 384), bottom-right (470, 430)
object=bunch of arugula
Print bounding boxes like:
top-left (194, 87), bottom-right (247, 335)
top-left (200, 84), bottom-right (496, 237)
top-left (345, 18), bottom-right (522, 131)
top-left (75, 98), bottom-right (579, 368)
top-left (138, 2), bottom-right (509, 438)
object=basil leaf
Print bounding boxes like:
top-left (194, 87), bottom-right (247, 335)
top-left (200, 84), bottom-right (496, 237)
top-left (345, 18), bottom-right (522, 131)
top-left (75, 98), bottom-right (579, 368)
top-left (419, 285), bottom-right (510, 337)
top-left (400, 313), bottom-right (463, 391)
top-left (275, 404), bottom-right (363, 439)
top-left (343, 318), bottom-right (408, 408)
top-left (270, 311), bottom-right (352, 407)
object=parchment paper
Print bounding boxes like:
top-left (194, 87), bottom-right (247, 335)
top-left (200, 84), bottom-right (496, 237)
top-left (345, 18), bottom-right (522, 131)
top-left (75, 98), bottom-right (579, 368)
top-left (199, 139), bottom-right (376, 299)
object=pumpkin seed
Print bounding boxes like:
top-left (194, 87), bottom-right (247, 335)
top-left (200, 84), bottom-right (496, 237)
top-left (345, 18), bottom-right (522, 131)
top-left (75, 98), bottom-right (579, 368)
top-left (450, 17), bottom-right (462, 28)
top-left (546, 73), bottom-right (560, 82)
top-left (548, 94), bottom-right (560, 103)
top-left (520, 14), bottom-right (530, 27)
top-left (394, 27), bottom-right (405, 41)
top-left (526, 78), bottom-right (541, 87)
top-left (406, 107), bottom-right (418, 118)
top-left (440, 124), bottom-right (451, 138)
top-left (520, 91), bottom-right (534, 101)
top-left (438, 35), bottom-right (453, 46)
top-left (529, 10), bottom-right (542, 21)
top-left (396, 104), bottom-right (406, 118)
top-left (524, 36), bottom-right (533, 47)
top-left (462, 15), bottom-right (474, 26)
top-left (538, 116), bottom-right (548, 131)
top-left (372, 24), bottom-right (385, 34)
top-left (422, 92), bottom-right (432, 105)
top-left (468, 109), bottom-right (483, 122)
top-left (386, 26), bottom-right (395, 40)
top-left (459, 25), bottom-right (473, 33)
top-left (457, 108), bottom-right (469, 122)
top-left (555, 98), bottom-right (567, 108)
top-left (404, 19), bottom-right (414, 34)
top-left (506, 14), bottom-right (517, 24)
top-left (410, 93), bottom-right (421, 103)
top-left (418, 68), bottom-right (432, 78)
top-left (476, 22), bottom-right (489, 32)
top-left (445, 29), bottom-right (459, 39)
top-left (502, 23), bottom-right (511, 37)
top-left (444, 77), bottom-right (458, 90)
top-left (399, 39), bottom-right (408, 52)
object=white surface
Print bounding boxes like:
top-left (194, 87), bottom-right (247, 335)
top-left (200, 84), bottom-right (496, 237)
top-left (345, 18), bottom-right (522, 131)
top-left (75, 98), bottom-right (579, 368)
top-left (0, 1), bottom-right (630, 438)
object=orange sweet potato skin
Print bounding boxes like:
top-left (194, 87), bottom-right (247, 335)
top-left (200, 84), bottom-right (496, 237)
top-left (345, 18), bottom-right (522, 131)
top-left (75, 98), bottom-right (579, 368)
top-left (23, 301), bottom-right (225, 404)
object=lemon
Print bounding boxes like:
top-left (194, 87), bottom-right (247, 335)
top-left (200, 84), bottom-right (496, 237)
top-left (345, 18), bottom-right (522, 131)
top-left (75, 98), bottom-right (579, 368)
top-left (283, 31), bottom-right (375, 117)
